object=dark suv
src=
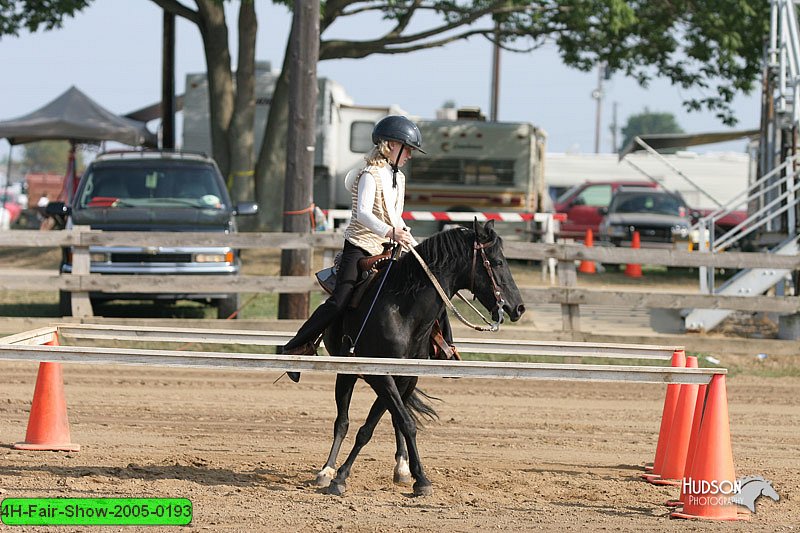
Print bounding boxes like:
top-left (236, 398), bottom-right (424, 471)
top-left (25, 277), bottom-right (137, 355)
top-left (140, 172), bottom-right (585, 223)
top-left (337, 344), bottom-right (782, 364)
top-left (50, 151), bottom-right (257, 318)
top-left (598, 187), bottom-right (697, 249)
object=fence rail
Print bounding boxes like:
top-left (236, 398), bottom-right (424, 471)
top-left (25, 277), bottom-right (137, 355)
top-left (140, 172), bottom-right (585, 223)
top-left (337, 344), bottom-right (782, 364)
top-left (0, 325), bottom-right (717, 385)
top-left (0, 229), bottom-right (797, 331)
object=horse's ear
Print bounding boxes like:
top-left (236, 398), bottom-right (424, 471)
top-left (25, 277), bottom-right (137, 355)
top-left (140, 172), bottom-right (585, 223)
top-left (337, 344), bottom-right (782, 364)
top-left (472, 217), bottom-right (480, 235)
top-left (485, 219), bottom-right (495, 233)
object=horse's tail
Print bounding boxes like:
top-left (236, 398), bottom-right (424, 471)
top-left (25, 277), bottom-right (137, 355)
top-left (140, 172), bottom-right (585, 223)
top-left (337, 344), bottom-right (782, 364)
top-left (405, 388), bottom-right (440, 427)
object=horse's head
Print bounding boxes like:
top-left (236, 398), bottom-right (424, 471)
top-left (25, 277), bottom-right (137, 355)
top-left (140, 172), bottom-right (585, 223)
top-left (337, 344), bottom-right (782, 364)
top-left (469, 219), bottom-right (525, 322)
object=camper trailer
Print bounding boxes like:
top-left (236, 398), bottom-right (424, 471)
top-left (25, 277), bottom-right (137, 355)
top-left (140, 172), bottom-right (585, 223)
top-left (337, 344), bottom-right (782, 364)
top-left (404, 119), bottom-right (548, 214)
top-left (182, 65), bottom-right (549, 233)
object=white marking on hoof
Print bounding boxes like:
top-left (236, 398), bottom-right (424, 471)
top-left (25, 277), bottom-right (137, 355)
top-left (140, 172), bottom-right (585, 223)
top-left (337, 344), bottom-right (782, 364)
top-left (315, 466), bottom-right (336, 488)
top-left (393, 457), bottom-right (413, 485)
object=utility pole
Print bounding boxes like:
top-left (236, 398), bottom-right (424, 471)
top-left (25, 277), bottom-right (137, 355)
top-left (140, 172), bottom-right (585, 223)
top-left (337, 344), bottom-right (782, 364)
top-left (592, 63), bottom-right (605, 153)
top-left (489, 20), bottom-right (501, 121)
top-left (161, 10), bottom-right (175, 150)
top-left (609, 101), bottom-right (619, 153)
top-left (279, 0), bottom-right (320, 319)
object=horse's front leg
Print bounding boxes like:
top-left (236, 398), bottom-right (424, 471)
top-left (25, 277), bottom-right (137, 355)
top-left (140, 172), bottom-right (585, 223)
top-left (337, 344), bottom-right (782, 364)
top-left (315, 373), bottom-right (358, 488)
top-left (365, 375), bottom-right (432, 497)
top-left (327, 395), bottom-right (388, 496)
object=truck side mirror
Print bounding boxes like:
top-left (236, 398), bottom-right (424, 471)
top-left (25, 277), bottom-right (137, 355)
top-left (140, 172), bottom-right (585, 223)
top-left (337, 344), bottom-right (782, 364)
top-left (45, 201), bottom-right (70, 217)
top-left (598, 206), bottom-right (608, 215)
top-left (234, 201), bottom-right (258, 216)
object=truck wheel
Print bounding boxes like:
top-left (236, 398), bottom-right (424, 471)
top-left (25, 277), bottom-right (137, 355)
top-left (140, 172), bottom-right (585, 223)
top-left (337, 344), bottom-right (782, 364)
top-left (59, 290), bottom-right (72, 317)
top-left (216, 294), bottom-right (240, 319)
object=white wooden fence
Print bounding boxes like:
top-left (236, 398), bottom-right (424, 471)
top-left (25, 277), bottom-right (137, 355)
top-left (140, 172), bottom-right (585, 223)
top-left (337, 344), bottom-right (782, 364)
top-left (0, 229), bottom-right (799, 332)
top-left (0, 324), bottom-right (719, 385)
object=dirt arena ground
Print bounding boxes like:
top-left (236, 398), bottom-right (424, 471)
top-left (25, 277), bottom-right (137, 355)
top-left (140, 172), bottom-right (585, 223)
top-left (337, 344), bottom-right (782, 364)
top-left (0, 359), bottom-right (797, 532)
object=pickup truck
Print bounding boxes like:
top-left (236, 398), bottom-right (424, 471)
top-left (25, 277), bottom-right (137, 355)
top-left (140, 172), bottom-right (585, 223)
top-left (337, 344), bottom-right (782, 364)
top-left (554, 180), bottom-right (746, 243)
top-left (48, 150), bottom-right (258, 318)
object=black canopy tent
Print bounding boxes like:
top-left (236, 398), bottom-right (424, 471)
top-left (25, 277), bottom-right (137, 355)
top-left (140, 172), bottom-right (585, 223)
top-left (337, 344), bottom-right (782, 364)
top-left (0, 86), bottom-right (157, 204)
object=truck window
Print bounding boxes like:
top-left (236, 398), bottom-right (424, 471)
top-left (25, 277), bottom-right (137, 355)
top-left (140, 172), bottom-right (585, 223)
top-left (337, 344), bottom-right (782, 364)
top-left (409, 159), bottom-right (515, 187)
top-left (350, 121), bottom-right (374, 153)
top-left (78, 164), bottom-right (225, 209)
top-left (574, 185), bottom-right (612, 207)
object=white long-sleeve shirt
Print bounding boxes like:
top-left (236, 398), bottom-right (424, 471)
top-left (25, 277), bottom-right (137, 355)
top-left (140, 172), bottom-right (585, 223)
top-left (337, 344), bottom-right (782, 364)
top-left (353, 165), bottom-right (418, 246)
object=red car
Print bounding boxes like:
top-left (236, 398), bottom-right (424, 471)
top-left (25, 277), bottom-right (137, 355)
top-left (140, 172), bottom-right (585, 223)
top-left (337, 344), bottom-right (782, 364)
top-left (554, 180), bottom-right (657, 240)
top-left (0, 189), bottom-right (23, 224)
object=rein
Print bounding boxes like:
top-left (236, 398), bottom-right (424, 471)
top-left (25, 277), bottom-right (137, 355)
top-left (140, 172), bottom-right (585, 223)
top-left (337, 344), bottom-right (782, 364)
top-left (407, 239), bottom-right (506, 332)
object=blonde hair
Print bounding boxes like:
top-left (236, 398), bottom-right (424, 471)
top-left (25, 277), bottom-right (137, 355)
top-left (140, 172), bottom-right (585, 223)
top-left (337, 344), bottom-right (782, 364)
top-left (364, 140), bottom-right (393, 166)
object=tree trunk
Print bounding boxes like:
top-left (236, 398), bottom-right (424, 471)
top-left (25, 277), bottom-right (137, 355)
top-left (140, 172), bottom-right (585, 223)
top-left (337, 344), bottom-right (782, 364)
top-left (227, 1), bottom-right (257, 205)
top-left (253, 39), bottom-right (292, 231)
top-left (278, 0), bottom-right (319, 320)
top-left (196, 0), bottom-right (234, 179)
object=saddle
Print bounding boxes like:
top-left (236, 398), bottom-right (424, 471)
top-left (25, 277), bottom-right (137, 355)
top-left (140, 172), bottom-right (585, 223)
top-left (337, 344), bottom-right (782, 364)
top-left (314, 243), bottom-right (459, 361)
top-left (315, 242), bottom-right (396, 308)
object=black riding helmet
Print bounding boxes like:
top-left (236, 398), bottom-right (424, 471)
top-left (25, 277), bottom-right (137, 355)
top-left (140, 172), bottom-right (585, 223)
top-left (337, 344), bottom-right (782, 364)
top-left (372, 115), bottom-right (426, 154)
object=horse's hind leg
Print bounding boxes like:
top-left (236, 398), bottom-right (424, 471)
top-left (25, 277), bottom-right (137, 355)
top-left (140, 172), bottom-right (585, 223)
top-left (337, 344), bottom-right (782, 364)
top-left (392, 377), bottom-right (418, 486)
top-left (370, 375), bottom-right (433, 497)
top-left (315, 373), bottom-right (358, 488)
top-left (392, 422), bottom-right (412, 485)
top-left (327, 396), bottom-right (388, 496)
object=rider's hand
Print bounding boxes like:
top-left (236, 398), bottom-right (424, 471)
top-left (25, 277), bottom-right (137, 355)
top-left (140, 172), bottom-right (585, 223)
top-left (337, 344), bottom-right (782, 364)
top-left (387, 226), bottom-right (414, 247)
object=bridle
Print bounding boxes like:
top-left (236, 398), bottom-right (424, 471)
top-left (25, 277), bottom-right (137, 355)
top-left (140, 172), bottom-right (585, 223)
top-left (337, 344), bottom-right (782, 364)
top-left (470, 236), bottom-right (507, 322)
top-left (408, 231), bottom-right (507, 332)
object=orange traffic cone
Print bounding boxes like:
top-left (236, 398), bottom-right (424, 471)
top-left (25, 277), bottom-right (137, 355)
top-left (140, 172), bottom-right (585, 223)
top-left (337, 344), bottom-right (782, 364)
top-left (650, 356), bottom-right (700, 485)
top-left (13, 337), bottom-right (80, 452)
top-left (671, 374), bottom-right (746, 521)
top-left (666, 380), bottom-right (708, 507)
top-left (643, 350), bottom-right (686, 475)
top-left (625, 231), bottom-right (643, 278)
top-left (578, 229), bottom-right (596, 274)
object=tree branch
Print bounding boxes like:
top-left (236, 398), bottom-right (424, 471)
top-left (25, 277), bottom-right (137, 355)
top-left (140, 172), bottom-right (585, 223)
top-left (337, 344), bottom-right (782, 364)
top-left (147, 0), bottom-right (200, 25)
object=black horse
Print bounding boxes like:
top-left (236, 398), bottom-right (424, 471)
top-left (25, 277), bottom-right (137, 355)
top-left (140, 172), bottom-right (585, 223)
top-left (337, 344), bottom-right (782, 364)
top-left (313, 219), bottom-right (525, 497)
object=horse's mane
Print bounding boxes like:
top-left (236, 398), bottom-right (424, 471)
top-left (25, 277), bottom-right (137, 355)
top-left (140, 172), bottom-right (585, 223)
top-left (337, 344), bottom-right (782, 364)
top-left (388, 225), bottom-right (501, 296)
top-left (387, 227), bottom-right (471, 295)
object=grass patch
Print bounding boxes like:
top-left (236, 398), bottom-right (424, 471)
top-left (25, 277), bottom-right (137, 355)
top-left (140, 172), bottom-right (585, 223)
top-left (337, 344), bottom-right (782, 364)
top-left (688, 351), bottom-right (800, 378)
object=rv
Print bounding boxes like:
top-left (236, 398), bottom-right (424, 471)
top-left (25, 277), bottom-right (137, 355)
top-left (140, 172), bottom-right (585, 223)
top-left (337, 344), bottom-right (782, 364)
top-left (182, 64), bottom-right (550, 234)
top-left (405, 118), bottom-right (548, 214)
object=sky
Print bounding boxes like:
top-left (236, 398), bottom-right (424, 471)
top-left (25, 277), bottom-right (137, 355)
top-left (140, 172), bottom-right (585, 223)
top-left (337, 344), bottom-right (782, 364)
top-left (0, 1), bottom-right (762, 167)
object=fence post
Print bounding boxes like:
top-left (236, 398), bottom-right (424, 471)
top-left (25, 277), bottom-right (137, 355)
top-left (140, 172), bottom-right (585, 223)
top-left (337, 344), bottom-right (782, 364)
top-left (70, 226), bottom-right (93, 318)
top-left (557, 258), bottom-right (579, 332)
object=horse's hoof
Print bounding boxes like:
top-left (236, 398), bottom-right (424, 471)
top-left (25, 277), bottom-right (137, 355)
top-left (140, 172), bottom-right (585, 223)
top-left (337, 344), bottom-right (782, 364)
top-left (327, 481), bottom-right (346, 496)
top-left (315, 467), bottom-right (336, 488)
top-left (393, 472), bottom-right (413, 486)
top-left (413, 481), bottom-right (433, 497)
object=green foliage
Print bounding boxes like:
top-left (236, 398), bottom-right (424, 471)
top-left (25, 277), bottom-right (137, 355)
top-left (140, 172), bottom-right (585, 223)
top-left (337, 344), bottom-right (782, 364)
top-left (22, 141), bottom-right (84, 174)
top-left (312, 1), bottom-right (769, 126)
top-left (546, 0), bottom-right (769, 125)
top-left (621, 109), bottom-right (684, 151)
top-left (0, 0), bottom-right (91, 36)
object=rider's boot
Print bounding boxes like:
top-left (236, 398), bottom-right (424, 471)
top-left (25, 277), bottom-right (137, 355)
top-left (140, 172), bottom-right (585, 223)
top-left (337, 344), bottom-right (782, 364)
top-left (281, 342), bottom-right (318, 383)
